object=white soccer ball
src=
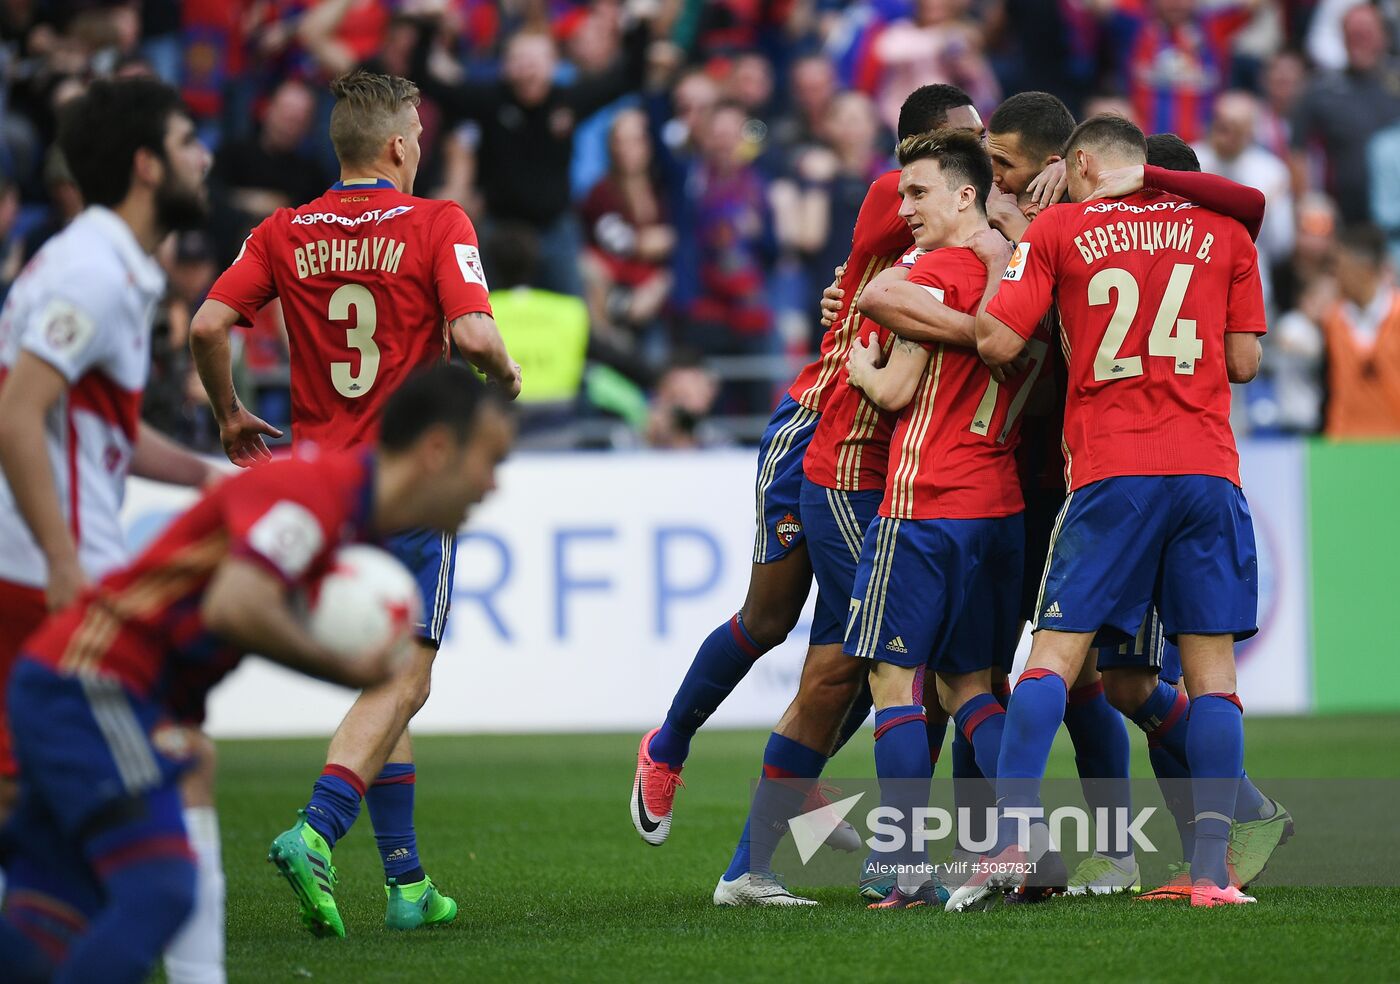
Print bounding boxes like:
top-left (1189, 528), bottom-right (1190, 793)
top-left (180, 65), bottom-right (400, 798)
top-left (305, 544), bottom-right (421, 663)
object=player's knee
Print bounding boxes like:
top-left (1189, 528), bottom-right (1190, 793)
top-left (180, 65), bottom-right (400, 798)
top-left (1100, 669), bottom-right (1157, 715)
top-left (867, 661), bottom-right (913, 708)
top-left (737, 606), bottom-right (798, 651)
top-left (794, 666), bottom-right (861, 720)
top-left (398, 642), bottom-right (436, 715)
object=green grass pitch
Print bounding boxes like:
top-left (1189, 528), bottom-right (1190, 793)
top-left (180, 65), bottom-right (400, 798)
top-left (215, 714), bottom-right (1400, 983)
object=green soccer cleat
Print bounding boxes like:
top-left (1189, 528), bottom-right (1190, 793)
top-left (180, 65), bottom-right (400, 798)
top-left (268, 810), bottom-right (345, 939)
top-left (1228, 798), bottom-right (1295, 888)
top-left (1066, 852), bottom-right (1142, 895)
top-left (385, 877), bottom-right (459, 931)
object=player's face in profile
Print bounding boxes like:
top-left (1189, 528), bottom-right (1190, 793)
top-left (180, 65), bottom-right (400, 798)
top-left (155, 113), bottom-right (211, 232)
top-left (986, 130), bottom-right (1042, 199)
top-left (898, 158), bottom-right (962, 249)
top-left (434, 404), bottom-right (514, 529)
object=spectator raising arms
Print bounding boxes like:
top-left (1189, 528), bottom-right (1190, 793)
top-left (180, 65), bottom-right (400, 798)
top-left (411, 9), bottom-right (659, 296)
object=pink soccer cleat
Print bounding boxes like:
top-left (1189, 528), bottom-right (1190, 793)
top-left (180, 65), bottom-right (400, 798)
top-left (631, 727), bottom-right (685, 846)
top-left (1191, 882), bottom-right (1257, 907)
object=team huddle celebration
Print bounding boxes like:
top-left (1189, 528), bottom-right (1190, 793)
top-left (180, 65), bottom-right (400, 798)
top-left (0, 0), bottom-right (1395, 981)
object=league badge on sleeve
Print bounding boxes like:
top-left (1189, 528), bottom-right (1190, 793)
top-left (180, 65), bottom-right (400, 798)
top-left (40, 298), bottom-right (96, 358)
top-left (1003, 243), bottom-right (1030, 281)
top-left (455, 244), bottom-right (489, 289)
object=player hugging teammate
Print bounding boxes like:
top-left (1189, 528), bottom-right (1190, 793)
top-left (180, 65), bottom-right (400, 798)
top-left (632, 85), bottom-right (1292, 911)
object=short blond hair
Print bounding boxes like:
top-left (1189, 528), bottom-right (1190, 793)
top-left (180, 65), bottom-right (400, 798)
top-left (328, 70), bottom-right (421, 168)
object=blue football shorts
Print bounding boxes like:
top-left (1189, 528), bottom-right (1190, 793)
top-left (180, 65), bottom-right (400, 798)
top-left (1034, 475), bottom-right (1258, 648)
top-left (844, 513), bottom-right (1024, 675)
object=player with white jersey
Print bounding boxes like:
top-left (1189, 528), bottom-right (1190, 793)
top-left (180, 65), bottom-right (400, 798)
top-left (0, 78), bottom-right (226, 984)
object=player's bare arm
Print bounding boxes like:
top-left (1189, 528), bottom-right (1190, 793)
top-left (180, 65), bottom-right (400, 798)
top-left (0, 351), bottom-right (86, 609)
top-left (974, 289), bottom-right (1029, 369)
top-left (845, 335), bottom-right (930, 412)
top-left (131, 422), bottom-right (220, 488)
top-left (190, 297), bottom-right (285, 466)
top-left (962, 229), bottom-right (1029, 378)
top-left (449, 310), bottom-right (522, 399)
top-left (857, 266), bottom-right (978, 347)
top-left (202, 556), bottom-right (404, 690)
top-left (1225, 333), bottom-right (1263, 383)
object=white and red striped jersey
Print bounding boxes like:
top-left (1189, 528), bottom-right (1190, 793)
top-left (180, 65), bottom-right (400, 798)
top-left (0, 206), bottom-right (165, 588)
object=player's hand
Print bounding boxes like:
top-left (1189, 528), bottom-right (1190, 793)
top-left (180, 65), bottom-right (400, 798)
top-left (219, 404), bottom-right (283, 468)
top-left (1089, 164), bottom-right (1145, 201)
top-left (990, 351), bottom-right (1032, 383)
top-left (1026, 159), bottom-right (1068, 211)
top-left (45, 555), bottom-right (87, 612)
top-left (845, 334), bottom-right (881, 390)
top-left (985, 189), bottom-right (1028, 242)
top-left (498, 363), bottom-right (523, 400)
top-left (820, 265), bottom-right (845, 328)
top-left (967, 224), bottom-right (1014, 271)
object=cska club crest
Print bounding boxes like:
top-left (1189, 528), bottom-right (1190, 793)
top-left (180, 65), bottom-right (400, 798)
top-left (775, 513), bottom-right (802, 548)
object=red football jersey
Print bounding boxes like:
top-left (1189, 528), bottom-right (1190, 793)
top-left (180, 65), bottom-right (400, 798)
top-left (206, 180), bottom-right (493, 451)
top-left (22, 450), bottom-right (376, 720)
top-left (882, 247), bottom-right (1049, 521)
top-left (986, 191), bottom-right (1267, 491)
top-left (802, 314), bottom-right (898, 491)
top-left (787, 169), bottom-right (912, 412)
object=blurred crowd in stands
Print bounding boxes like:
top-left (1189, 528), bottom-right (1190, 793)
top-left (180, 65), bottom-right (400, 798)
top-left (1, 0), bottom-right (1399, 448)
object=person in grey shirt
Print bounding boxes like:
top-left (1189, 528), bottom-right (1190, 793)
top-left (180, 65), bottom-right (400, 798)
top-left (1292, 3), bottom-right (1400, 224)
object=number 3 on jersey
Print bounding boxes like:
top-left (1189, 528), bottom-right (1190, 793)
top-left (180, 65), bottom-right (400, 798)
top-left (329, 283), bottom-right (379, 398)
top-left (1089, 263), bottom-right (1202, 382)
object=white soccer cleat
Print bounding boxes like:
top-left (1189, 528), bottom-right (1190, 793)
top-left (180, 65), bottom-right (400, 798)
top-left (713, 872), bottom-right (818, 907)
top-left (1066, 852), bottom-right (1142, 895)
top-left (945, 846), bottom-right (1027, 913)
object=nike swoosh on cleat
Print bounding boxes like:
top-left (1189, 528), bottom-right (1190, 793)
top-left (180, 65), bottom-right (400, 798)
top-left (634, 774), bottom-right (661, 834)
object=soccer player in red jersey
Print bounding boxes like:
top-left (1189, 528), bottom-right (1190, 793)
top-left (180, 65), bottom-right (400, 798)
top-left (837, 130), bottom-right (1049, 908)
top-left (0, 366), bottom-right (511, 984)
top-left (950, 114), bottom-right (1267, 911)
top-left (710, 133), bottom-right (994, 907)
top-left (632, 85), bottom-right (985, 853)
top-left (190, 70), bottom-right (520, 935)
top-left (0, 78), bottom-right (232, 984)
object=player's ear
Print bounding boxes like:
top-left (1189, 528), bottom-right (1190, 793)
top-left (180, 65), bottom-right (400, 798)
top-left (390, 133), bottom-right (406, 167)
top-left (415, 422), bottom-right (453, 473)
top-left (133, 144), bottom-right (164, 190)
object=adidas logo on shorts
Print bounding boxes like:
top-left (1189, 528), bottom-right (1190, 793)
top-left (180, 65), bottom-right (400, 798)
top-left (885, 636), bottom-right (909, 654)
top-left (1043, 601), bottom-right (1063, 619)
